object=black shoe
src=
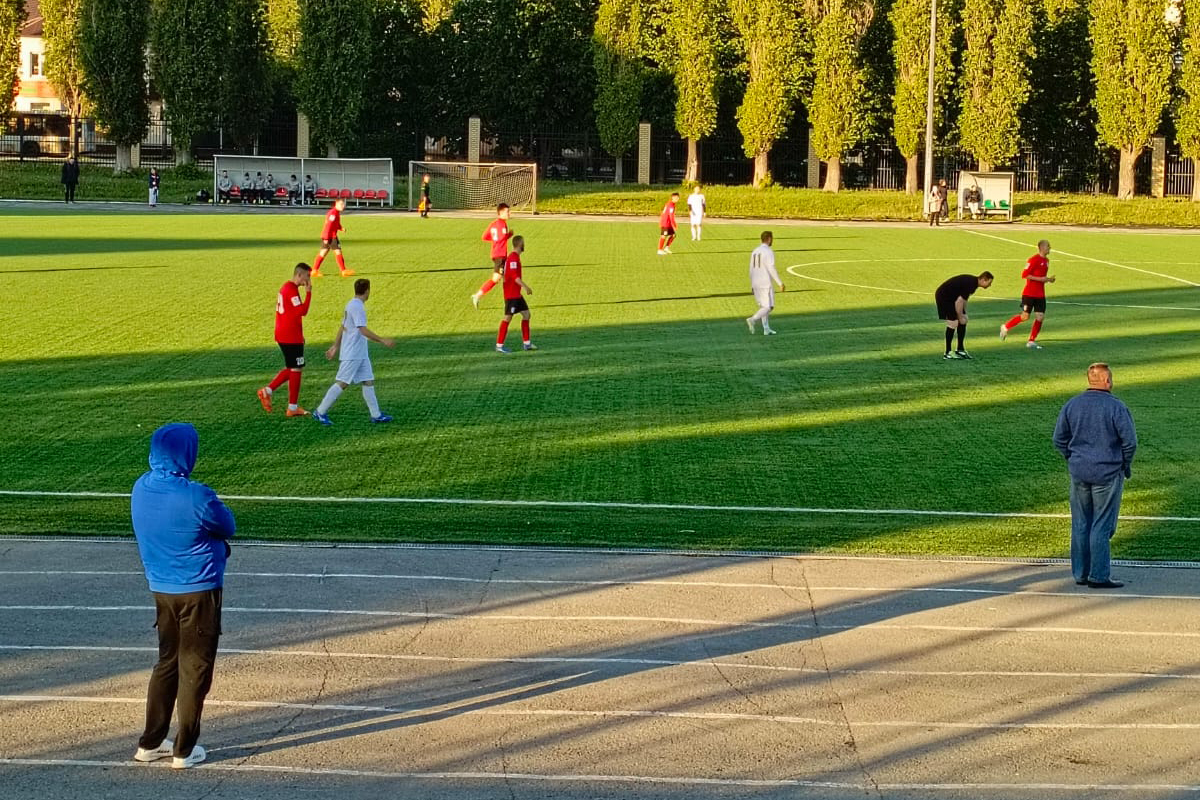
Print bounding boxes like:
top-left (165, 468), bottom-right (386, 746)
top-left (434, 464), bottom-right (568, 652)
top-left (1074, 580), bottom-right (1088, 586)
top-left (1087, 580), bottom-right (1124, 589)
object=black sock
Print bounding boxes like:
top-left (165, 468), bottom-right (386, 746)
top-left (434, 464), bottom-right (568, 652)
top-left (957, 324), bottom-right (966, 351)
top-left (945, 327), bottom-right (954, 353)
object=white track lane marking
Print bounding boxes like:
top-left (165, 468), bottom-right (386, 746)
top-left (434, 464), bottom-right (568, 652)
top-left (3, 489), bottom-right (1199, 523)
top-left (3, 694), bottom-right (1200, 730)
top-left (1, 757), bottom-right (1198, 791)
top-left (964, 228), bottom-right (1200, 286)
top-left (3, 571), bottom-right (1198, 601)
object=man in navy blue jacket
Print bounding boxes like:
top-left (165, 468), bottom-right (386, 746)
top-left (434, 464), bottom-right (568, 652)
top-left (130, 423), bottom-right (235, 769)
top-left (1053, 363), bottom-right (1137, 589)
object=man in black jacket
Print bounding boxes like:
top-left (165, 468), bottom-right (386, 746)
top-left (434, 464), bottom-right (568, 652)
top-left (61, 155), bottom-right (80, 203)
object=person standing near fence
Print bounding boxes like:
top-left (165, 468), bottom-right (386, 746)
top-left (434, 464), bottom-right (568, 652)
top-left (148, 168), bottom-right (160, 207)
top-left (61, 155), bottom-right (79, 203)
top-left (130, 422), bottom-right (236, 769)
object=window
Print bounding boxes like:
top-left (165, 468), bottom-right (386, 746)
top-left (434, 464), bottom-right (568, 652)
top-left (29, 53), bottom-right (39, 77)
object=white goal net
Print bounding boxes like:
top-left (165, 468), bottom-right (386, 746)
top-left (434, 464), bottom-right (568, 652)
top-left (409, 161), bottom-right (537, 213)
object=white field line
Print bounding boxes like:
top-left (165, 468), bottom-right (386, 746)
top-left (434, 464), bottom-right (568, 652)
top-left (2, 758), bottom-right (1199, 792)
top-left (3, 694), bottom-right (1200, 731)
top-left (3, 570), bottom-right (1199, 602)
top-left (963, 228), bottom-right (1200, 286)
top-left (5, 603), bottom-right (1200, 638)
top-left (3, 489), bottom-right (1199, 523)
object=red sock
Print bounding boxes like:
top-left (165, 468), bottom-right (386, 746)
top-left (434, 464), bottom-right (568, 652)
top-left (497, 320), bottom-right (510, 345)
top-left (335, 252), bottom-right (346, 272)
top-left (521, 320), bottom-right (530, 343)
top-left (1004, 314), bottom-right (1024, 330)
top-left (479, 279), bottom-right (496, 295)
top-left (268, 368), bottom-right (290, 391)
top-left (287, 369), bottom-right (301, 405)
top-left (666, 234), bottom-right (675, 247)
top-left (1030, 319), bottom-right (1043, 341)
top-left (313, 253), bottom-right (324, 271)
top-left (657, 236), bottom-right (665, 250)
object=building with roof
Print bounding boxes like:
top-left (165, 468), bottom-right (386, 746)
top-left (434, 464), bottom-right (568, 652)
top-left (16, 0), bottom-right (62, 112)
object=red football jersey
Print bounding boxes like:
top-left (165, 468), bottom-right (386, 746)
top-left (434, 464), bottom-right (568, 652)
top-left (483, 218), bottom-right (513, 260)
top-left (321, 208), bottom-right (343, 240)
top-left (501, 252), bottom-right (524, 300)
top-left (1022, 253), bottom-right (1049, 298)
top-left (659, 200), bottom-right (676, 229)
top-left (275, 281), bottom-right (310, 343)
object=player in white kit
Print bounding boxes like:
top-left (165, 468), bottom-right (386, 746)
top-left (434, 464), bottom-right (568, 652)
top-left (686, 185), bottom-right (707, 241)
top-left (311, 279), bottom-right (396, 426)
top-left (746, 231), bottom-right (784, 335)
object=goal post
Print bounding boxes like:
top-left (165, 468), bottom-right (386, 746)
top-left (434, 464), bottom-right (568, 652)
top-left (409, 161), bottom-right (538, 213)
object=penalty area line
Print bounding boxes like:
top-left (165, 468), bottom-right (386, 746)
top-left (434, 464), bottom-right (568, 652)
top-left (2, 489), bottom-right (1199, 523)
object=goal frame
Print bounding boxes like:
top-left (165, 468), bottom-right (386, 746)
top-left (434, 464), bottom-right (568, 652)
top-left (408, 160), bottom-right (538, 214)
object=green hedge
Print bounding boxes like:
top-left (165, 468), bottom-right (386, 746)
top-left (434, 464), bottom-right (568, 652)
top-left (0, 162), bottom-right (211, 204)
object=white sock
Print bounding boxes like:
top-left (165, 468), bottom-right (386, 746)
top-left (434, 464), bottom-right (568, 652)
top-left (262, 386), bottom-right (272, 395)
top-left (317, 384), bottom-right (343, 415)
top-left (750, 306), bottom-right (770, 323)
top-left (362, 385), bottom-right (381, 417)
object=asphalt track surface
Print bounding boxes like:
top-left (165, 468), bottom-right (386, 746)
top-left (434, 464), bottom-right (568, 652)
top-left (1, 539), bottom-right (1198, 800)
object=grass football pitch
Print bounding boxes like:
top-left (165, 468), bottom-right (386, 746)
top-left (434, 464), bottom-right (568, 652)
top-left (1, 206), bottom-right (1198, 559)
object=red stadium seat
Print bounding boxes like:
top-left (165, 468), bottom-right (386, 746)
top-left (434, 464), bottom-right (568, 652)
top-left (364, 190), bottom-right (377, 202)
top-left (274, 187), bottom-right (289, 203)
top-left (229, 186), bottom-right (241, 198)
top-left (339, 189), bottom-right (353, 200)
top-left (314, 188), bottom-right (328, 200)
top-left (352, 189), bottom-right (366, 206)
top-left (376, 189), bottom-right (389, 206)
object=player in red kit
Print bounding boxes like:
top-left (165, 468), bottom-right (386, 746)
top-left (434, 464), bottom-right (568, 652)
top-left (471, 203), bottom-right (514, 309)
top-left (657, 191), bottom-right (679, 255)
top-left (257, 263), bottom-right (313, 416)
top-left (312, 198), bottom-right (355, 278)
top-left (1000, 239), bottom-right (1056, 350)
top-left (495, 235), bottom-right (535, 353)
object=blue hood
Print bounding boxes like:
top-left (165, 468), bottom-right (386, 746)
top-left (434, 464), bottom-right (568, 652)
top-left (148, 423), bottom-right (198, 477)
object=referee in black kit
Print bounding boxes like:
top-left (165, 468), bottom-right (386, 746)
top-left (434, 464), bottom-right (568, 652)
top-left (935, 271), bottom-right (993, 359)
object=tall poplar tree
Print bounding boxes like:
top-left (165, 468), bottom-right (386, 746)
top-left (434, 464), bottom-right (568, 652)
top-left (731, 0), bottom-right (806, 187)
top-left (296, 0), bottom-right (372, 157)
top-left (41, 0), bottom-right (90, 145)
top-left (80, 0), bottom-right (150, 171)
top-left (666, 0), bottom-right (719, 182)
top-left (0, 0), bottom-right (23, 122)
top-left (151, 0), bottom-right (227, 165)
top-left (593, 0), bottom-right (643, 183)
top-left (1177, 0), bottom-right (1200, 200)
top-left (807, 0), bottom-right (874, 191)
top-left (222, 0), bottom-right (274, 151)
top-left (1091, 0), bottom-right (1173, 198)
top-left (959, 0), bottom-right (1034, 171)
top-left (891, 0), bottom-right (956, 193)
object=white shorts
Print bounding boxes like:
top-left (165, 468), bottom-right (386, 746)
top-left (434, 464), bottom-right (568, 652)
top-left (690, 213), bottom-right (703, 225)
top-left (335, 358), bottom-right (374, 385)
top-left (752, 286), bottom-right (774, 309)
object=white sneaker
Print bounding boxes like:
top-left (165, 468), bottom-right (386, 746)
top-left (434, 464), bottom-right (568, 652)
top-left (657, 249), bottom-right (667, 255)
top-left (471, 293), bottom-right (481, 310)
top-left (745, 317), bottom-right (755, 334)
top-left (1026, 341), bottom-right (1043, 349)
top-left (763, 327), bottom-right (777, 336)
top-left (172, 745), bottom-right (206, 769)
top-left (664, 246), bottom-right (672, 254)
top-left (133, 739), bottom-right (173, 762)
top-left (999, 324), bottom-right (1008, 341)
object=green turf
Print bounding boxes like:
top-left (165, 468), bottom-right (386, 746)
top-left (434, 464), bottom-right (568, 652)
top-left (1, 206), bottom-right (1198, 559)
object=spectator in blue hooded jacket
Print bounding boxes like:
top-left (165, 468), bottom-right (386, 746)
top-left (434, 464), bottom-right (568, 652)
top-left (130, 422), bottom-right (235, 769)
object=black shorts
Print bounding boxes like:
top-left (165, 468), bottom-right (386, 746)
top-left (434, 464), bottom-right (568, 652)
top-left (279, 342), bottom-right (306, 369)
top-left (1021, 295), bottom-right (1047, 314)
top-left (661, 226), bottom-right (676, 236)
top-left (322, 236), bottom-right (341, 249)
top-left (935, 293), bottom-right (962, 321)
top-left (492, 256), bottom-right (505, 271)
top-left (504, 296), bottom-right (530, 316)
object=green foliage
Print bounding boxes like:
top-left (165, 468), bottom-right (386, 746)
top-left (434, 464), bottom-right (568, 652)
top-left (959, 0), bottom-right (1034, 167)
top-left (265, 0), bottom-right (300, 65)
top-left (150, 0), bottom-right (227, 160)
top-left (1178, 1), bottom-right (1200, 166)
top-left (80, 0), bottom-right (150, 148)
top-left (731, 0), bottom-right (807, 161)
top-left (296, 0), bottom-right (372, 155)
top-left (808, 0), bottom-right (873, 162)
top-left (222, 0), bottom-right (274, 149)
top-left (40, 0), bottom-right (90, 119)
top-left (891, 0), bottom-right (957, 158)
top-left (666, 0), bottom-right (720, 141)
top-left (0, 0), bottom-right (23, 121)
top-left (419, 0), bottom-right (455, 29)
top-left (593, 0), bottom-right (644, 161)
top-left (1090, 0), bottom-right (1172, 153)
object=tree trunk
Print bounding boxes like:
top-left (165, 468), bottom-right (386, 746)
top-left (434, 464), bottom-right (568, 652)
top-left (752, 150), bottom-right (769, 187)
top-left (1117, 146), bottom-right (1138, 199)
top-left (905, 154), bottom-right (919, 195)
top-left (177, 145), bottom-right (193, 166)
top-left (1192, 158), bottom-right (1200, 202)
top-left (614, 158), bottom-right (623, 184)
top-left (977, 159), bottom-right (992, 173)
top-left (822, 157), bottom-right (841, 192)
top-left (115, 145), bottom-right (132, 173)
top-left (685, 137), bottom-right (700, 183)
top-left (326, 144), bottom-right (339, 159)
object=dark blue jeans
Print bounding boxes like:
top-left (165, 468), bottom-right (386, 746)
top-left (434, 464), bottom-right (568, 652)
top-left (1069, 476), bottom-right (1124, 583)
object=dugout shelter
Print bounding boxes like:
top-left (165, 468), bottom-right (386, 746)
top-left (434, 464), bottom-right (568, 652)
top-left (212, 155), bottom-right (394, 206)
top-left (956, 171), bottom-right (1014, 221)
